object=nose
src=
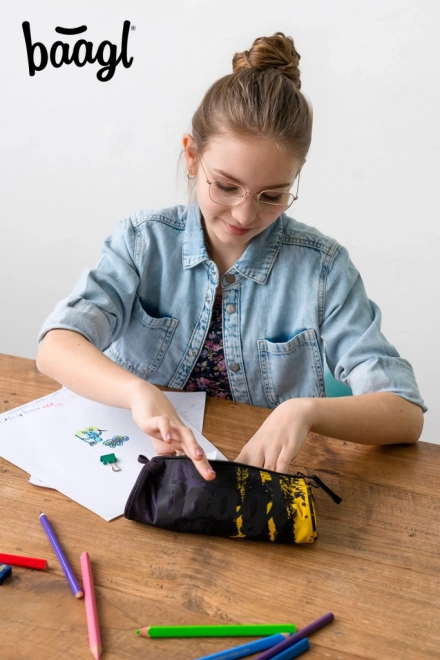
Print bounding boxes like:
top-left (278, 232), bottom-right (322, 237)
top-left (230, 194), bottom-right (258, 226)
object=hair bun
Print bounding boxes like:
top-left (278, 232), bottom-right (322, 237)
top-left (232, 32), bottom-right (302, 88)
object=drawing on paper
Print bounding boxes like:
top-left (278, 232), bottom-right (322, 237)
top-left (102, 435), bottom-right (129, 448)
top-left (75, 426), bottom-right (106, 446)
top-left (74, 427), bottom-right (129, 448)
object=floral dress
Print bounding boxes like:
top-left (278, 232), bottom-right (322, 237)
top-left (183, 295), bottom-right (233, 399)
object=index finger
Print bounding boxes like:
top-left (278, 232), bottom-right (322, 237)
top-left (177, 426), bottom-right (216, 481)
top-left (235, 444), bottom-right (264, 468)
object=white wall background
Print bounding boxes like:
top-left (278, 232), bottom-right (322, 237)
top-left (1, 0), bottom-right (439, 442)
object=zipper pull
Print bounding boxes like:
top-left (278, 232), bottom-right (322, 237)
top-left (310, 474), bottom-right (342, 504)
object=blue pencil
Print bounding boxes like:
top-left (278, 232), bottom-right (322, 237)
top-left (255, 613), bottom-right (333, 659)
top-left (195, 633), bottom-right (291, 660)
top-left (271, 638), bottom-right (310, 660)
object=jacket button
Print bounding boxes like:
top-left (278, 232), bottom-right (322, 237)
top-left (226, 304), bottom-right (236, 314)
top-left (225, 274), bottom-right (235, 284)
top-left (230, 363), bottom-right (240, 372)
top-left (188, 349), bottom-right (197, 357)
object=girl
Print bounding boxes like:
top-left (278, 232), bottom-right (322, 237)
top-left (37, 33), bottom-right (425, 481)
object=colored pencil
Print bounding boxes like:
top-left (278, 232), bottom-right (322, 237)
top-left (136, 624), bottom-right (296, 638)
top-left (254, 613), bottom-right (334, 660)
top-left (270, 638), bottom-right (309, 659)
top-left (80, 552), bottom-right (102, 660)
top-left (0, 563), bottom-right (13, 585)
top-left (195, 632), bottom-right (291, 660)
top-left (0, 552), bottom-right (47, 570)
top-left (39, 512), bottom-right (83, 598)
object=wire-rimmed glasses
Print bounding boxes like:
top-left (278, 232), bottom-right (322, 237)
top-left (198, 158), bottom-right (300, 213)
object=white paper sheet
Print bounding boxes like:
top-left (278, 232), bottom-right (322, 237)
top-left (0, 388), bottom-right (226, 520)
top-left (24, 388), bottom-right (208, 488)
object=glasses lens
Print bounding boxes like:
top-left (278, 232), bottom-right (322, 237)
top-left (209, 181), bottom-right (246, 206)
top-left (258, 191), bottom-right (295, 213)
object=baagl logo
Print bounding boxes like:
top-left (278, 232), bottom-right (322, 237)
top-left (22, 20), bottom-right (134, 82)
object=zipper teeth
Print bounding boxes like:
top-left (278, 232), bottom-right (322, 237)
top-left (307, 486), bottom-right (317, 533)
top-left (151, 455), bottom-right (305, 480)
top-left (150, 456), bottom-right (341, 502)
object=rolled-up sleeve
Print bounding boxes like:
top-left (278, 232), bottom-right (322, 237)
top-left (38, 217), bottom-right (140, 352)
top-left (321, 245), bottom-right (426, 411)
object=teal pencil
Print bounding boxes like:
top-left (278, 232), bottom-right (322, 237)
top-left (136, 624), bottom-right (296, 638)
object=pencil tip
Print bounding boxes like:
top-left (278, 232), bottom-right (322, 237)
top-left (135, 629), bottom-right (140, 635)
top-left (75, 591), bottom-right (84, 599)
top-left (91, 644), bottom-right (101, 659)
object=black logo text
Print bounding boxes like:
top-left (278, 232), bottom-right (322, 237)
top-left (22, 21), bottom-right (134, 81)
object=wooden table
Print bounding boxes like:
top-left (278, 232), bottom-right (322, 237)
top-left (0, 353), bottom-right (439, 660)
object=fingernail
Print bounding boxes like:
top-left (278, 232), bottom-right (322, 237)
top-left (166, 433), bottom-right (173, 441)
top-left (195, 448), bottom-right (203, 457)
top-left (208, 469), bottom-right (216, 477)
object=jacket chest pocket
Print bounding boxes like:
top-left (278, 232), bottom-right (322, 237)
top-left (109, 297), bottom-right (179, 375)
top-left (257, 328), bottom-right (325, 406)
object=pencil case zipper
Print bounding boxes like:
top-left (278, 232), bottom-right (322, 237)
top-left (137, 455), bottom-right (342, 504)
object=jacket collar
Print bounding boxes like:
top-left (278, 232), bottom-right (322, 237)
top-left (182, 201), bottom-right (284, 284)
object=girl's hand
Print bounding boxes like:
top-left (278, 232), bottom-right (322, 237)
top-left (235, 399), bottom-right (313, 472)
top-left (129, 382), bottom-right (216, 481)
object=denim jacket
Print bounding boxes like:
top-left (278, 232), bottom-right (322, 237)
top-left (38, 202), bottom-right (426, 411)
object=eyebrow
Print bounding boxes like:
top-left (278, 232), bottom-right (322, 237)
top-left (213, 168), bottom-right (293, 189)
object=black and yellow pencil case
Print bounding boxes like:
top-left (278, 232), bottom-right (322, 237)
top-left (124, 455), bottom-right (341, 543)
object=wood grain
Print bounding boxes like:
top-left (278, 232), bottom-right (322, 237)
top-left (0, 354), bottom-right (439, 659)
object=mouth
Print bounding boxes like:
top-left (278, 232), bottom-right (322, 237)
top-left (223, 221), bottom-right (253, 236)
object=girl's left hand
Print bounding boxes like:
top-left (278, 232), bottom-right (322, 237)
top-left (235, 398), bottom-right (313, 472)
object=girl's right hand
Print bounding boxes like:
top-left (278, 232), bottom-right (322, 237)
top-left (129, 381), bottom-right (216, 481)
top-left (37, 330), bottom-right (215, 479)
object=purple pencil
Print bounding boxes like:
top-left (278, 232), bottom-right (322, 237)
top-left (39, 512), bottom-right (83, 598)
top-left (254, 613), bottom-right (334, 660)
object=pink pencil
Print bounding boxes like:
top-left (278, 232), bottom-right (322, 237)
top-left (80, 552), bottom-right (102, 660)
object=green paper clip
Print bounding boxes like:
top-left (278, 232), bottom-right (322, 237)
top-left (100, 453), bottom-right (121, 472)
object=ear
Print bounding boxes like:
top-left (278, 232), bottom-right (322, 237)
top-left (296, 158), bottom-right (305, 179)
top-left (182, 133), bottom-right (198, 176)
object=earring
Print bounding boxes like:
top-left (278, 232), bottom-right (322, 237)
top-left (187, 172), bottom-right (196, 180)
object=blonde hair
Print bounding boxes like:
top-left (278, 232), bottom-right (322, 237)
top-left (191, 32), bottom-right (313, 163)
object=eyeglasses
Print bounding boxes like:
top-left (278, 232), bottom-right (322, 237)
top-left (198, 158), bottom-right (300, 213)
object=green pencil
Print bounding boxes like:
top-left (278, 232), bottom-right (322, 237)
top-left (136, 624), bottom-right (296, 638)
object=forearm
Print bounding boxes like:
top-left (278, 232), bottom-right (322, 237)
top-left (37, 329), bottom-right (216, 480)
top-left (36, 329), bottom-right (153, 409)
top-left (305, 392), bottom-right (424, 445)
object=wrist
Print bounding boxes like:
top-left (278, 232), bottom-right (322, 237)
top-left (125, 377), bottom-right (156, 410)
top-left (279, 397), bottom-right (316, 430)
